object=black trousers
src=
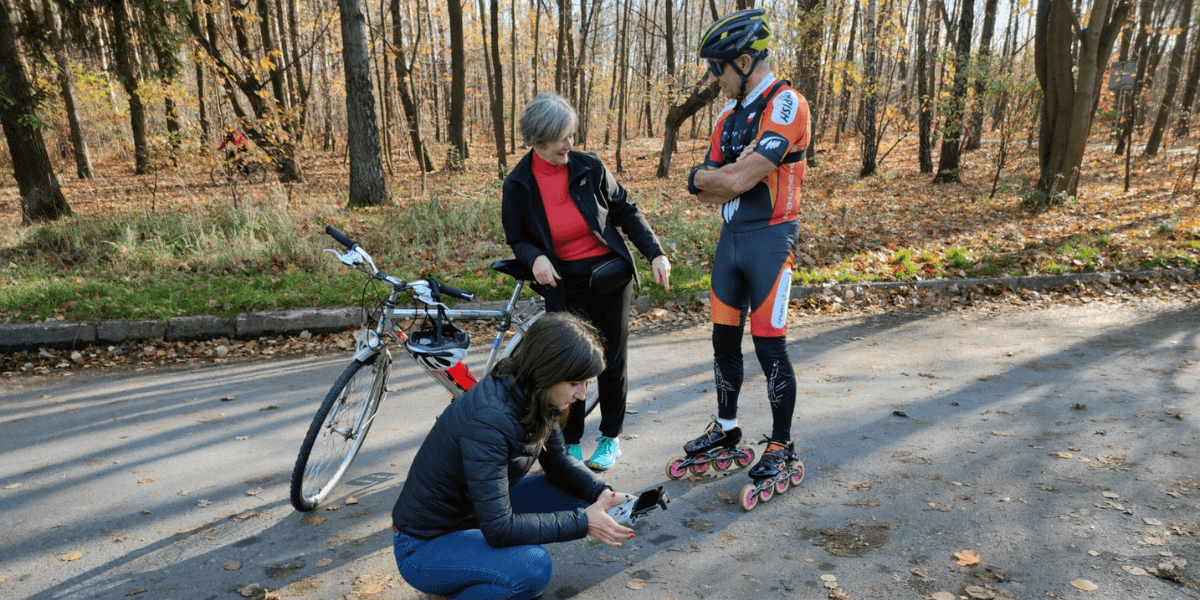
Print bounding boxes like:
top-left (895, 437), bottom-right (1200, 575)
top-left (552, 253), bottom-right (632, 445)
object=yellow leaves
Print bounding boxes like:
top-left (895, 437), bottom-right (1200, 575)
top-left (61, 551), bottom-right (83, 561)
top-left (954, 549), bottom-right (981, 566)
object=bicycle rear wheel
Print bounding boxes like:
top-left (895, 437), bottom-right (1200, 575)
top-left (495, 304), bottom-right (599, 417)
top-left (290, 352), bottom-right (389, 511)
top-left (209, 164), bottom-right (232, 186)
top-left (244, 161), bottom-right (268, 184)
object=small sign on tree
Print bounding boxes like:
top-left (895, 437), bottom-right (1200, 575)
top-left (1108, 61), bottom-right (1136, 92)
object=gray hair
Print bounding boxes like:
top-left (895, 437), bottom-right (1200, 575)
top-left (519, 93), bottom-right (577, 146)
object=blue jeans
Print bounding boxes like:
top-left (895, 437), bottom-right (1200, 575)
top-left (393, 474), bottom-right (589, 600)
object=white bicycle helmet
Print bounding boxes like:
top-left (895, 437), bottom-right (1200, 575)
top-left (406, 321), bottom-right (471, 370)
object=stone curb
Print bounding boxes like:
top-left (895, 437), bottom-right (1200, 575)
top-left (2, 269), bottom-right (1195, 354)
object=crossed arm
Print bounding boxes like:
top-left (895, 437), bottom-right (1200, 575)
top-left (689, 141), bottom-right (777, 206)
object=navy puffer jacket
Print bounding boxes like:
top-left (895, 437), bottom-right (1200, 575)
top-left (391, 373), bottom-right (609, 545)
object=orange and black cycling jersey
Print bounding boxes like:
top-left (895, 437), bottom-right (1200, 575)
top-left (703, 73), bottom-right (811, 233)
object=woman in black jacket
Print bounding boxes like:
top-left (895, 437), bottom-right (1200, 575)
top-left (502, 92), bottom-right (670, 471)
top-left (391, 313), bottom-right (637, 600)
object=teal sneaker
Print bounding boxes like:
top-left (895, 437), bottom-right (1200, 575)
top-left (567, 444), bottom-right (583, 462)
top-left (586, 436), bottom-right (621, 471)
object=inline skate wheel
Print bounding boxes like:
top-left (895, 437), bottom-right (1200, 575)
top-left (758, 484), bottom-right (774, 503)
top-left (735, 446), bottom-right (756, 468)
top-left (713, 450), bottom-right (734, 470)
top-left (689, 460), bottom-right (709, 476)
top-left (775, 477), bottom-right (790, 494)
top-left (790, 462), bottom-right (805, 486)
top-left (666, 456), bottom-right (688, 480)
top-left (738, 483), bottom-right (759, 511)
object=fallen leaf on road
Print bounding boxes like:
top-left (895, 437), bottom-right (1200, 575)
top-left (344, 497), bottom-right (359, 505)
top-left (137, 478), bottom-right (155, 484)
top-left (1143, 517), bottom-right (1162, 525)
top-left (1102, 492), bottom-right (1119, 499)
top-left (4, 483), bottom-right (20, 489)
top-left (719, 532), bottom-right (740, 545)
top-left (931, 593), bottom-right (955, 600)
top-left (1070, 578), bottom-right (1098, 591)
top-left (911, 567), bottom-right (934, 581)
top-left (221, 395), bottom-right (235, 402)
top-left (626, 578), bottom-right (646, 590)
top-left (954, 549), bottom-right (981, 566)
top-left (820, 574), bottom-right (837, 582)
top-left (224, 560), bottom-right (242, 570)
top-left (965, 585), bottom-right (995, 599)
top-left (1054, 452), bottom-right (1073, 459)
top-left (359, 582), bottom-right (382, 595)
top-left (127, 588), bottom-right (146, 596)
top-left (316, 558), bottom-right (333, 567)
top-left (301, 515), bottom-right (325, 526)
top-left (992, 431), bottom-right (1009, 437)
top-left (1122, 565), bottom-right (1147, 576)
top-left (600, 555), bottom-right (619, 562)
top-left (61, 551), bottom-right (83, 561)
top-left (245, 487), bottom-right (264, 496)
top-left (235, 436), bottom-right (250, 441)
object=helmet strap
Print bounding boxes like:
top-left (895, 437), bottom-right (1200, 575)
top-left (729, 54), bottom-right (762, 108)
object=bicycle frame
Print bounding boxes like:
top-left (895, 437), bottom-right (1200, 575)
top-left (333, 242), bottom-right (544, 399)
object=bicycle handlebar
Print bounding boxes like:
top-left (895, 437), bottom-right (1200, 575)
top-left (325, 225), bottom-right (357, 250)
top-left (326, 224), bottom-right (474, 302)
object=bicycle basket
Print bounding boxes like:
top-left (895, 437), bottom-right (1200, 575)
top-left (406, 321), bottom-right (471, 370)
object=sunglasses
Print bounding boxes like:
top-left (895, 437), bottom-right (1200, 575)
top-left (707, 60), bottom-right (727, 77)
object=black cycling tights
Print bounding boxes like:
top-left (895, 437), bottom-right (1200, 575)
top-left (712, 323), bottom-right (797, 442)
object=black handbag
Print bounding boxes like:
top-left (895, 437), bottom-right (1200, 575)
top-left (589, 256), bottom-right (633, 294)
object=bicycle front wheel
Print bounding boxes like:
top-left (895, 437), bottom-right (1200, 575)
top-left (290, 353), bottom-right (389, 512)
top-left (210, 164), bottom-right (231, 186)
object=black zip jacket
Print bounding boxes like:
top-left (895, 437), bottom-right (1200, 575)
top-left (502, 150), bottom-right (665, 309)
top-left (391, 373), bottom-right (609, 545)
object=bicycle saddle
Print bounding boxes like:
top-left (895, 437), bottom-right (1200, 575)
top-left (490, 259), bottom-right (535, 282)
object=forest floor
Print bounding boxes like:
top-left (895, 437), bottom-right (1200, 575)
top-left (1, 133), bottom-right (1199, 378)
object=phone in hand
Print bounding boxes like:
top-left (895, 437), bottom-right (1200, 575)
top-left (607, 486), bottom-right (669, 527)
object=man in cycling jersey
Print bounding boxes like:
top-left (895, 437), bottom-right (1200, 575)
top-left (683, 8), bottom-right (812, 484)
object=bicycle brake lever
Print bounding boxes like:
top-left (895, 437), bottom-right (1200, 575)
top-left (325, 248), bottom-right (367, 269)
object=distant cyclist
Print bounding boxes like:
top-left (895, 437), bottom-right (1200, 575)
top-left (682, 8), bottom-right (812, 489)
top-left (218, 128), bottom-right (248, 170)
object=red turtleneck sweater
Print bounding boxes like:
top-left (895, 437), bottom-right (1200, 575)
top-left (531, 151), bottom-right (608, 261)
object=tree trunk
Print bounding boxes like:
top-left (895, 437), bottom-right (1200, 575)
top-left (835, 0), bottom-right (859, 144)
top-left (108, 0), bottom-right (150, 174)
top-left (1143, 0), bottom-right (1192, 156)
top-left (656, 78), bottom-right (720, 177)
top-left (933, 0), bottom-right (974, 183)
top-left (965, 0), bottom-right (999, 150)
top-left (488, 0), bottom-right (506, 172)
top-left (446, 0), bottom-right (466, 169)
top-left (1177, 28), bottom-right (1200, 137)
top-left (390, 0), bottom-right (433, 171)
top-left (917, 0), bottom-right (934, 172)
top-left (860, 0), bottom-right (879, 176)
top-left (0, 0), bottom-right (70, 223)
top-left (43, 0), bottom-right (93, 179)
top-left (147, 7), bottom-right (182, 163)
top-left (338, 0), bottom-right (389, 205)
top-left (1034, 0), bottom-right (1132, 202)
top-left (615, 0), bottom-right (630, 172)
top-left (794, 0), bottom-right (825, 162)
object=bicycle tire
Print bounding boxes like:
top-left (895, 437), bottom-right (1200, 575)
top-left (245, 162), bottom-right (268, 185)
top-left (209, 164), bottom-right (231, 187)
top-left (495, 305), bottom-right (599, 417)
top-left (290, 353), bottom-right (389, 512)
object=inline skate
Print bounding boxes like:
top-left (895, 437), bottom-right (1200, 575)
top-left (665, 417), bottom-right (756, 479)
top-left (738, 438), bottom-right (805, 511)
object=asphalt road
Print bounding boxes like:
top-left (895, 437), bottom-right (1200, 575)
top-left (1, 300), bottom-right (1198, 600)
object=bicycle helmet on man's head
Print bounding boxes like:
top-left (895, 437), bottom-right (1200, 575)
top-left (406, 321), bottom-right (470, 370)
top-left (700, 9), bottom-right (771, 103)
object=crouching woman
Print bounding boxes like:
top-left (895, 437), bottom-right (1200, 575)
top-left (391, 313), bottom-right (637, 600)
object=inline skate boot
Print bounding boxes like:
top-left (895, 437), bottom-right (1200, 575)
top-left (665, 417), bottom-right (756, 479)
top-left (738, 438), bottom-right (805, 511)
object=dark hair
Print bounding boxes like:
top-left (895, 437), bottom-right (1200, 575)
top-left (493, 312), bottom-right (605, 445)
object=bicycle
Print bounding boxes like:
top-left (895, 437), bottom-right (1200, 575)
top-left (210, 158), bottom-right (268, 186)
top-left (289, 225), bottom-right (598, 512)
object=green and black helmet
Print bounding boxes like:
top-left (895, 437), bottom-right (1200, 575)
top-left (698, 9), bottom-right (771, 61)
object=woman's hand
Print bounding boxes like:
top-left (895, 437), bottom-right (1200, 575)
top-left (532, 255), bottom-right (561, 288)
top-left (652, 255), bottom-right (671, 292)
top-left (585, 492), bottom-right (635, 547)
